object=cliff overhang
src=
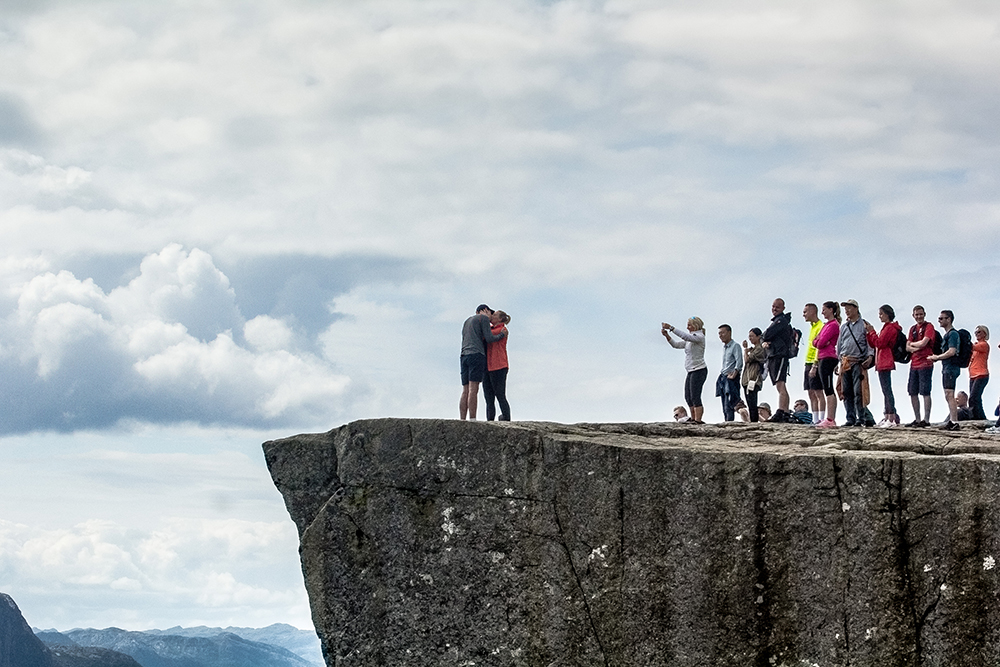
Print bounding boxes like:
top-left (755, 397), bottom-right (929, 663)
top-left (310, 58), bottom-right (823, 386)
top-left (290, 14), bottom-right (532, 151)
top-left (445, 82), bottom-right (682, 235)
top-left (265, 419), bottom-right (1000, 666)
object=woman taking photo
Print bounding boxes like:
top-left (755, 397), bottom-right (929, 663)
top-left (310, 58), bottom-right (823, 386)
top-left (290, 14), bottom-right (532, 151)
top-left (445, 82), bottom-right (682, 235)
top-left (483, 310), bottom-right (511, 421)
top-left (969, 325), bottom-right (990, 420)
top-left (866, 304), bottom-right (903, 427)
top-left (742, 327), bottom-right (767, 422)
top-left (812, 301), bottom-right (842, 428)
top-left (662, 317), bottom-right (708, 424)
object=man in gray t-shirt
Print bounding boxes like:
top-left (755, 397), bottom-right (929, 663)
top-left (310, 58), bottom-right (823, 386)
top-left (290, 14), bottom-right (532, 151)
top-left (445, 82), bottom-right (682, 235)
top-left (460, 304), bottom-right (507, 420)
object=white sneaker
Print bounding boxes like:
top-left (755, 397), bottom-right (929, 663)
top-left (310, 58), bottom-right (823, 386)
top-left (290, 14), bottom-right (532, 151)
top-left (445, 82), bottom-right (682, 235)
top-left (876, 418), bottom-right (891, 428)
top-left (986, 426), bottom-right (1000, 435)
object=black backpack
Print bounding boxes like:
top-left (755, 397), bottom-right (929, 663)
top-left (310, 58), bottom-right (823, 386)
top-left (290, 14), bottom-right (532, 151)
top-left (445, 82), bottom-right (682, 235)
top-left (788, 328), bottom-right (802, 358)
top-left (957, 329), bottom-right (973, 368)
top-left (892, 328), bottom-right (911, 364)
top-left (932, 330), bottom-right (943, 356)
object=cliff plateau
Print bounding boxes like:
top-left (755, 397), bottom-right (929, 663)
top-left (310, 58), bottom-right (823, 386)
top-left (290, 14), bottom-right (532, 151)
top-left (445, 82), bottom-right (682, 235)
top-left (264, 419), bottom-right (1000, 667)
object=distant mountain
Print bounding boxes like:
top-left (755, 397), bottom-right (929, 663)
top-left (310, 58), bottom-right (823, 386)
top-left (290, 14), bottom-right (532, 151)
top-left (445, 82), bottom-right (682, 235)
top-left (3, 593), bottom-right (139, 667)
top-left (48, 645), bottom-right (143, 667)
top-left (146, 624), bottom-right (321, 666)
top-left (63, 628), bottom-right (315, 667)
top-left (34, 631), bottom-right (77, 647)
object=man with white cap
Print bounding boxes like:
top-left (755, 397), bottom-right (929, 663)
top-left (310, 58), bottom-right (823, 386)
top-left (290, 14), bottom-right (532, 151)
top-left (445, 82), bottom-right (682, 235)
top-left (837, 299), bottom-right (874, 427)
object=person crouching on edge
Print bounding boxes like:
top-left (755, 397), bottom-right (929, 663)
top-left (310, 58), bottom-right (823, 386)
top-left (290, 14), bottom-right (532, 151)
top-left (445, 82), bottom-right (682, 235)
top-left (662, 317), bottom-right (708, 424)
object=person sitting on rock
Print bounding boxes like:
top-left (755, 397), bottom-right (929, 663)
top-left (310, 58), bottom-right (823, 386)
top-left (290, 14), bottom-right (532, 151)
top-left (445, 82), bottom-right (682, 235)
top-left (673, 405), bottom-right (691, 422)
top-left (956, 391), bottom-right (973, 421)
top-left (790, 399), bottom-right (814, 424)
top-left (758, 402), bottom-right (773, 422)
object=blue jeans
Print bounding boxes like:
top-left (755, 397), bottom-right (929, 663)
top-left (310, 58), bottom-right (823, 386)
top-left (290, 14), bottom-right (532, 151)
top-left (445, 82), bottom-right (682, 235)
top-left (970, 375), bottom-right (990, 420)
top-left (718, 374), bottom-right (742, 421)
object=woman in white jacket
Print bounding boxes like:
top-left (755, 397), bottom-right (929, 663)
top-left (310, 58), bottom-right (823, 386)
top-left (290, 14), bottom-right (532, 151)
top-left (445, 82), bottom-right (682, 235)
top-left (662, 317), bottom-right (708, 424)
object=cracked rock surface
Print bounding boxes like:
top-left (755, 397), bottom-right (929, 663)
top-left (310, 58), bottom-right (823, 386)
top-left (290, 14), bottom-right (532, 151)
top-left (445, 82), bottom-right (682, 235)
top-left (264, 419), bottom-right (1000, 667)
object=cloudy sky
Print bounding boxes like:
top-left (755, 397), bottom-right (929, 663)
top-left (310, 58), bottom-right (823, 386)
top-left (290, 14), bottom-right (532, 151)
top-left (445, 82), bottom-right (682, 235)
top-left (2, 0), bottom-right (1000, 633)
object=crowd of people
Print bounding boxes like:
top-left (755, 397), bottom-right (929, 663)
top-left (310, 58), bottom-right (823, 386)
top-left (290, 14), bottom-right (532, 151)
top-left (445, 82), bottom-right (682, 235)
top-left (459, 304), bottom-right (511, 421)
top-left (663, 299), bottom-right (1000, 432)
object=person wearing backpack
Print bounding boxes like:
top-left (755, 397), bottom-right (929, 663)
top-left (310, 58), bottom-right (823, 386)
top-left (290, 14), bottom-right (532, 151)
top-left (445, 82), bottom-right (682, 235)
top-left (905, 305), bottom-right (936, 427)
top-left (969, 325), bottom-right (990, 420)
top-left (761, 298), bottom-right (795, 421)
top-left (866, 304), bottom-right (904, 428)
top-left (836, 300), bottom-right (874, 427)
top-left (929, 310), bottom-right (961, 430)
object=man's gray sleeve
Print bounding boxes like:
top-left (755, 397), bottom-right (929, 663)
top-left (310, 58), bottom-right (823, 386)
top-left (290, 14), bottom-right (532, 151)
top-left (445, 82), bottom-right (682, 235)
top-left (480, 317), bottom-right (505, 343)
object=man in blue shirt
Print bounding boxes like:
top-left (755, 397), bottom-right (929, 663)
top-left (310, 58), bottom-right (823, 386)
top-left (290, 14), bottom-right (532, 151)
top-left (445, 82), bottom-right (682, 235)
top-left (716, 324), bottom-right (746, 421)
top-left (929, 309), bottom-right (961, 430)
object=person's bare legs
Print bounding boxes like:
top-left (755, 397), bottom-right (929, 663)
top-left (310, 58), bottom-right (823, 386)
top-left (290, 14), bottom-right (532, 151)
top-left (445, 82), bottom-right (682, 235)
top-left (922, 395), bottom-right (932, 423)
top-left (691, 405), bottom-right (704, 422)
top-left (460, 381), bottom-right (481, 420)
top-left (776, 381), bottom-right (790, 412)
top-left (825, 393), bottom-right (838, 422)
top-left (809, 388), bottom-right (823, 415)
top-left (944, 389), bottom-right (957, 423)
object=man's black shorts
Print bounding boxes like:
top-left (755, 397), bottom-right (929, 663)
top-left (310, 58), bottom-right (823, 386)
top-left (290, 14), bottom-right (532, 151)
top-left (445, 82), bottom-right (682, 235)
top-left (460, 353), bottom-right (487, 384)
top-left (803, 363), bottom-right (823, 392)
top-left (907, 366), bottom-right (933, 396)
top-left (767, 356), bottom-right (788, 385)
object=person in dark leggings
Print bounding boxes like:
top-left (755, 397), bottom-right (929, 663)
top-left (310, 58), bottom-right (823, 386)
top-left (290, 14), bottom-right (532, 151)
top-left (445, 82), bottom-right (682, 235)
top-left (662, 317), bottom-right (708, 423)
top-left (969, 325), bottom-right (990, 420)
top-left (813, 301), bottom-right (842, 428)
top-left (742, 328), bottom-right (766, 422)
top-left (483, 310), bottom-right (511, 421)
top-left (867, 304), bottom-right (903, 427)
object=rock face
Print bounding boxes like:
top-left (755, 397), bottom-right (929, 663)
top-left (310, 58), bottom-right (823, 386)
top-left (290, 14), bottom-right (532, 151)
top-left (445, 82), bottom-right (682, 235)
top-left (0, 593), bottom-right (53, 667)
top-left (264, 419), bottom-right (1000, 667)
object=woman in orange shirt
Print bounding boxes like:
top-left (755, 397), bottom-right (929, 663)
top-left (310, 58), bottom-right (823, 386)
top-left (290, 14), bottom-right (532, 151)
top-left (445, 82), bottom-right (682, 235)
top-left (483, 310), bottom-right (511, 421)
top-left (969, 325), bottom-right (990, 420)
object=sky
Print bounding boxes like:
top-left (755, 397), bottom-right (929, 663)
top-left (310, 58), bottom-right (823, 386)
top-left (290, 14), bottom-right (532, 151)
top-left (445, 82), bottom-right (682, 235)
top-left (2, 0), bottom-right (1000, 633)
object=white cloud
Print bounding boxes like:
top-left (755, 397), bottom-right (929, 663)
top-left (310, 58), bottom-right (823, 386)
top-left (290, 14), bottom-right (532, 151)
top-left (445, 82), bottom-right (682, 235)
top-left (0, 517), bottom-right (307, 629)
top-left (2, 0), bottom-right (1000, 634)
top-left (0, 244), bottom-right (352, 433)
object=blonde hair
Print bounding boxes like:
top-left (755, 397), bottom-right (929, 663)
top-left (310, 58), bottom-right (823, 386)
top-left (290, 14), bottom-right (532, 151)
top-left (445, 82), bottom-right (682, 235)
top-left (976, 325), bottom-right (990, 340)
top-left (494, 310), bottom-right (510, 325)
top-left (689, 316), bottom-right (705, 332)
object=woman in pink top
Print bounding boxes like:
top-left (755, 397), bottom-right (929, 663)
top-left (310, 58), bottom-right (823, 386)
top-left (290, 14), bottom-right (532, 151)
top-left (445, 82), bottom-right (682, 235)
top-left (866, 304), bottom-right (904, 427)
top-left (483, 310), bottom-right (511, 421)
top-left (811, 301), bottom-right (842, 428)
top-left (969, 325), bottom-right (990, 420)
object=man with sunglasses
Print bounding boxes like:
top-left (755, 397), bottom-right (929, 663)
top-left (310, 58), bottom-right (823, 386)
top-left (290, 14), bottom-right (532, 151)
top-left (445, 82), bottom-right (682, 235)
top-left (929, 310), bottom-right (961, 430)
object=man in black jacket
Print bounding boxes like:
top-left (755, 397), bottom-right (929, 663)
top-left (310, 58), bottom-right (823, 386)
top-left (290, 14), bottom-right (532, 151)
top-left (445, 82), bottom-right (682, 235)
top-left (761, 298), bottom-right (794, 421)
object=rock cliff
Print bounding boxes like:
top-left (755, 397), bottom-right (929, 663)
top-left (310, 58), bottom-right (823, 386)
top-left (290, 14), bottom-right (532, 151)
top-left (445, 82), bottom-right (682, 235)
top-left (1, 593), bottom-right (53, 667)
top-left (264, 419), bottom-right (1000, 667)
